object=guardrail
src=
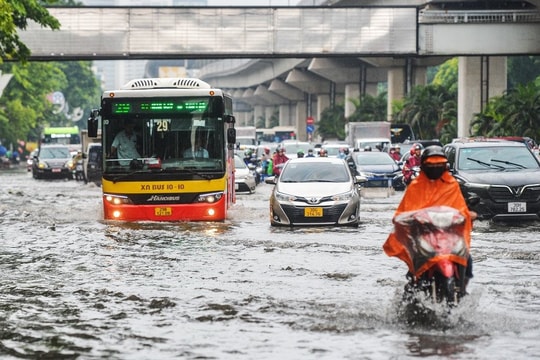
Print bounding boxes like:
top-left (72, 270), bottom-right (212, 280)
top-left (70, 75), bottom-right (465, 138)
top-left (419, 9), bottom-right (540, 24)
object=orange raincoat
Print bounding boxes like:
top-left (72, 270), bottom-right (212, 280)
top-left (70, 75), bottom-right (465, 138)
top-left (383, 170), bottom-right (473, 276)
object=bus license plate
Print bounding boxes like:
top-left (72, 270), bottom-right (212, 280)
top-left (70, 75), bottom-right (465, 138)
top-left (508, 202), bottom-right (526, 213)
top-left (155, 207), bottom-right (172, 216)
top-left (304, 207), bottom-right (323, 217)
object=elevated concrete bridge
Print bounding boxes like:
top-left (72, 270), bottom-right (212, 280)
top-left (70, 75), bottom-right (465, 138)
top-left (15, 3), bottom-right (540, 140)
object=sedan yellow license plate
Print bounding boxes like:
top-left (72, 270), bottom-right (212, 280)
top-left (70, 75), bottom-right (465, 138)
top-left (155, 207), bottom-right (172, 216)
top-left (304, 207), bottom-right (323, 217)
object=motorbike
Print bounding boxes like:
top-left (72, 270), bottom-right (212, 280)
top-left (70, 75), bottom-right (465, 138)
top-left (392, 205), bottom-right (470, 306)
top-left (392, 166), bottom-right (420, 190)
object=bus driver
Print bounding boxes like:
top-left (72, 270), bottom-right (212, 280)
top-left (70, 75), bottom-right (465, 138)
top-left (111, 120), bottom-right (141, 164)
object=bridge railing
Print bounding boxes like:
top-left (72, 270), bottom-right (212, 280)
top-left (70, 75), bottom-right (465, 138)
top-left (419, 9), bottom-right (540, 24)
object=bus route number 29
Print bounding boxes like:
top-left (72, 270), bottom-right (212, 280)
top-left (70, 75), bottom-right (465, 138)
top-left (156, 119), bottom-right (171, 132)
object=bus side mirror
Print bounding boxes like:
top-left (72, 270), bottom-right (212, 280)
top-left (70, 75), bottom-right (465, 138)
top-left (225, 115), bottom-right (235, 124)
top-left (87, 109), bottom-right (99, 138)
top-left (227, 128), bottom-right (236, 146)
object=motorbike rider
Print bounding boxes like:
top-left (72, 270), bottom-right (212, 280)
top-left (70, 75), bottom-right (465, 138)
top-left (402, 143), bottom-right (423, 185)
top-left (272, 147), bottom-right (289, 176)
top-left (390, 145), bottom-right (402, 162)
top-left (259, 147), bottom-right (271, 180)
top-left (383, 145), bottom-right (475, 289)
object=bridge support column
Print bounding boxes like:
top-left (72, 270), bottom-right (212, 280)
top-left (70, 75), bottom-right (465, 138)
top-left (253, 105), bottom-right (264, 128)
top-left (236, 111), bottom-right (251, 127)
top-left (279, 104), bottom-right (292, 127)
top-left (344, 83), bottom-right (360, 119)
top-left (458, 56), bottom-right (507, 138)
top-left (387, 67), bottom-right (405, 121)
top-left (295, 101), bottom-right (307, 141)
top-left (316, 94), bottom-right (330, 130)
top-left (264, 106), bottom-right (275, 128)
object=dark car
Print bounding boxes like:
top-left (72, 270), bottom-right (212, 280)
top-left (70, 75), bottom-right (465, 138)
top-left (84, 143), bottom-right (103, 185)
top-left (32, 144), bottom-right (73, 180)
top-left (443, 140), bottom-right (540, 221)
top-left (348, 151), bottom-right (402, 190)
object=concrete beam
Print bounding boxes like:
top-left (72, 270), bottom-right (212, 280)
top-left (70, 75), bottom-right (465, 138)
top-left (254, 85), bottom-right (289, 105)
top-left (268, 79), bottom-right (305, 102)
top-left (285, 69), bottom-right (331, 95)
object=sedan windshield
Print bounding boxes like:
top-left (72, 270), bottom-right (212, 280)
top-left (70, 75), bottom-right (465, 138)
top-left (354, 152), bottom-right (396, 165)
top-left (458, 146), bottom-right (540, 170)
top-left (40, 147), bottom-right (70, 159)
top-left (280, 162), bottom-right (350, 183)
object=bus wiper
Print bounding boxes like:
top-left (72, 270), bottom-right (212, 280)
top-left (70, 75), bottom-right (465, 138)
top-left (164, 167), bottom-right (213, 180)
top-left (491, 159), bottom-right (526, 169)
top-left (466, 157), bottom-right (505, 169)
top-left (112, 169), bottom-right (157, 183)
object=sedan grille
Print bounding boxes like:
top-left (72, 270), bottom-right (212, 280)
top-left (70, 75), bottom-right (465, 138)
top-left (281, 204), bottom-right (347, 224)
top-left (488, 185), bottom-right (540, 202)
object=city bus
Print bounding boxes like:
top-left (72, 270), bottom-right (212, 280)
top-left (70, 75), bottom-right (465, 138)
top-left (42, 126), bottom-right (81, 153)
top-left (87, 77), bottom-right (237, 221)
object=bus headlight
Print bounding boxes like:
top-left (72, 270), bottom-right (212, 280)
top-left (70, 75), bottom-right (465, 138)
top-left (196, 192), bottom-right (223, 203)
top-left (104, 194), bottom-right (134, 205)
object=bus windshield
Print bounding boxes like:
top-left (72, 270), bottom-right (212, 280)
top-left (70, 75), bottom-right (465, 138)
top-left (102, 96), bottom-right (226, 174)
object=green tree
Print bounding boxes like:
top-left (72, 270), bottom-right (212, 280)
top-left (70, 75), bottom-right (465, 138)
top-left (348, 92), bottom-right (387, 122)
top-left (395, 84), bottom-right (456, 140)
top-left (432, 57), bottom-right (458, 95)
top-left (316, 103), bottom-right (346, 141)
top-left (471, 82), bottom-right (540, 139)
top-left (508, 56), bottom-right (540, 89)
top-left (0, 61), bottom-right (66, 145)
top-left (0, 0), bottom-right (61, 63)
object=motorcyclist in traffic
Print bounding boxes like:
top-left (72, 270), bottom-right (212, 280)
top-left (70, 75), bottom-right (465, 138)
top-left (402, 143), bottom-right (422, 185)
top-left (383, 145), bottom-right (476, 290)
top-left (272, 147), bottom-right (289, 176)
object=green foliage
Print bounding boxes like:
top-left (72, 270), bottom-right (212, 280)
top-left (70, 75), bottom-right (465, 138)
top-left (471, 82), bottom-right (540, 139)
top-left (0, 61), bottom-right (101, 144)
top-left (432, 58), bottom-right (458, 95)
top-left (0, 0), bottom-right (61, 63)
top-left (508, 56), bottom-right (540, 89)
top-left (395, 84), bottom-right (456, 140)
top-left (348, 92), bottom-right (387, 122)
top-left (317, 104), bottom-right (346, 141)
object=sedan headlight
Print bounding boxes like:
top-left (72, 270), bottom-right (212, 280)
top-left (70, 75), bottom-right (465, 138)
top-left (461, 181), bottom-right (490, 190)
top-left (275, 191), bottom-right (298, 202)
top-left (332, 190), bottom-right (354, 201)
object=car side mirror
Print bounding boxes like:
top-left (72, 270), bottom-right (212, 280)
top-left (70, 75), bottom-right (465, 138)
top-left (265, 176), bottom-right (276, 185)
top-left (355, 175), bottom-right (367, 184)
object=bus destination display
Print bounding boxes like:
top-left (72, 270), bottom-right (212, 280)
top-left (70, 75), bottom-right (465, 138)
top-left (112, 100), bottom-right (208, 115)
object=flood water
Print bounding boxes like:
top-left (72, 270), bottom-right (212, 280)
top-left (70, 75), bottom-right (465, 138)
top-left (1, 167), bottom-right (540, 359)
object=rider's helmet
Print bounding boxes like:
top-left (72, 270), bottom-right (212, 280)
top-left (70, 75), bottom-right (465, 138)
top-left (421, 145), bottom-right (448, 180)
top-left (410, 143), bottom-right (423, 155)
top-left (264, 146), bottom-right (270, 154)
top-left (319, 148), bottom-right (327, 157)
top-left (297, 149), bottom-right (305, 158)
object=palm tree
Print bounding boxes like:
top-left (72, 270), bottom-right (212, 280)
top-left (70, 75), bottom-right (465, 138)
top-left (395, 84), bottom-right (455, 140)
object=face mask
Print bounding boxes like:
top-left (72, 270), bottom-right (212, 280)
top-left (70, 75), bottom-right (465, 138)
top-left (422, 165), bottom-right (446, 180)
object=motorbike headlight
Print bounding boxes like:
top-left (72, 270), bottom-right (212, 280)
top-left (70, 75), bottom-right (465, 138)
top-left (332, 190), bottom-right (354, 201)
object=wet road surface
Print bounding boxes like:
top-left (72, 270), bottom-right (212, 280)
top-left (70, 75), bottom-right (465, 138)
top-left (1, 167), bottom-right (540, 359)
